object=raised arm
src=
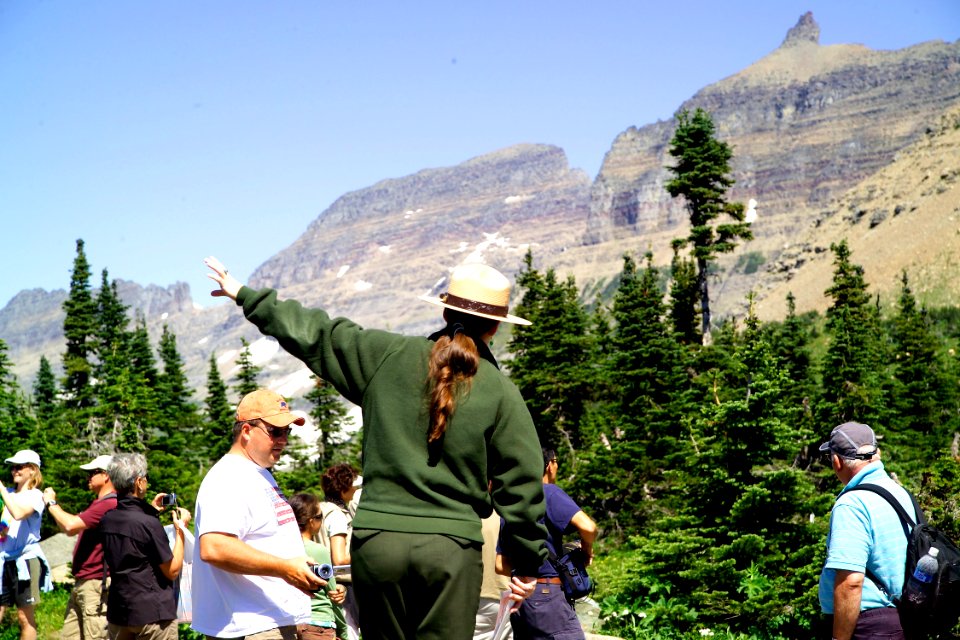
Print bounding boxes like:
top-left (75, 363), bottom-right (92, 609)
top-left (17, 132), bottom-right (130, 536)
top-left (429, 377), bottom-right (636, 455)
top-left (0, 484), bottom-right (38, 521)
top-left (42, 488), bottom-right (87, 536)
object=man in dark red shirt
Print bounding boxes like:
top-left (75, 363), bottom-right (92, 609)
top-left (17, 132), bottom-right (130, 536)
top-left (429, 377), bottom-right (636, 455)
top-left (43, 455), bottom-right (118, 640)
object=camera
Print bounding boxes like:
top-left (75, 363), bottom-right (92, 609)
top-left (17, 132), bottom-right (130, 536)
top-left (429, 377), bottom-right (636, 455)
top-left (161, 493), bottom-right (177, 507)
top-left (309, 563), bottom-right (333, 588)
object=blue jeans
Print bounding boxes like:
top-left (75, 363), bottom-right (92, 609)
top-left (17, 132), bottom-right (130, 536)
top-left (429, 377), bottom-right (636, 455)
top-left (511, 581), bottom-right (584, 640)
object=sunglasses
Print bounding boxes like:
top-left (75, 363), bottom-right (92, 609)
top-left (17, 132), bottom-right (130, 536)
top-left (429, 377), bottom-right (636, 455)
top-left (252, 423), bottom-right (293, 439)
top-left (310, 514), bottom-right (323, 521)
top-left (10, 464), bottom-right (26, 472)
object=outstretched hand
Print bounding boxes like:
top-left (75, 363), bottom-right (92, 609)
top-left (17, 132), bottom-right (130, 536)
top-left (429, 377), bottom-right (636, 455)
top-left (204, 256), bottom-right (243, 301)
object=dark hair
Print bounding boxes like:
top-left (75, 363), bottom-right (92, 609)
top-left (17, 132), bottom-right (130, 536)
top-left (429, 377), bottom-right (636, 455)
top-left (288, 492), bottom-right (322, 533)
top-left (427, 309), bottom-right (499, 443)
top-left (542, 448), bottom-right (557, 474)
top-left (321, 463), bottom-right (358, 500)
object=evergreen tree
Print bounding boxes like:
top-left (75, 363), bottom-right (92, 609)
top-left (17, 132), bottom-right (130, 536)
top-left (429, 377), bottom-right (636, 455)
top-left (0, 339), bottom-right (36, 451)
top-left (205, 352), bottom-right (234, 460)
top-left (154, 325), bottom-right (200, 452)
top-left (577, 253), bottom-right (691, 536)
top-left (817, 241), bottom-right (886, 428)
top-left (668, 239), bottom-right (701, 345)
top-left (771, 293), bottom-right (817, 445)
top-left (617, 298), bottom-right (824, 638)
top-left (234, 338), bottom-right (261, 398)
top-left (507, 252), bottom-right (592, 451)
top-left (31, 355), bottom-right (58, 422)
top-left (889, 271), bottom-right (951, 447)
top-left (304, 376), bottom-right (350, 469)
top-left (94, 270), bottom-right (131, 417)
top-left (62, 239), bottom-right (97, 409)
top-left (666, 108), bottom-right (752, 343)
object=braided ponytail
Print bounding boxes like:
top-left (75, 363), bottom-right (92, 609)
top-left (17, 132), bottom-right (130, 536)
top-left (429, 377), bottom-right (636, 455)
top-left (427, 311), bottom-right (497, 443)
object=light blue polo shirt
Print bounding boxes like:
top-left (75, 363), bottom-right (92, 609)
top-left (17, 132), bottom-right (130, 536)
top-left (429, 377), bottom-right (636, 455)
top-left (818, 462), bottom-right (916, 613)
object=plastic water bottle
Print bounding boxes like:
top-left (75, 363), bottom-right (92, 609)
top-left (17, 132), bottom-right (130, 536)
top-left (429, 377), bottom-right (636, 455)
top-left (904, 547), bottom-right (940, 606)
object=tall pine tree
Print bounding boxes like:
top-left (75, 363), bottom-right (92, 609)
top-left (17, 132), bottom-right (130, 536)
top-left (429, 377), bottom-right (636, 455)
top-left (666, 108), bottom-right (752, 344)
top-left (234, 338), bottom-right (262, 398)
top-left (817, 240), bottom-right (886, 428)
top-left (205, 352), bottom-right (234, 460)
top-left (304, 376), bottom-right (350, 469)
top-left (62, 239), bottom-right (97, 409)
top-left (507, 252), bottom-right (592, 451)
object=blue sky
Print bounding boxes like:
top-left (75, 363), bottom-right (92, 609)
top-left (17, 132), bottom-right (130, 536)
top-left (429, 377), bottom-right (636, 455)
top-left (1, 1), bottom-right (957, 311)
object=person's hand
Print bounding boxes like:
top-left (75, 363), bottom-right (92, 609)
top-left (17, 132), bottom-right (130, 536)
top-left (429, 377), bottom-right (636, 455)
top-left (507, 575), bottom-right (537, 613)
top-left (43, 488), bottom-right (57, 504)
top-left (284, 556), bottom-right (327, 594)
top-left (204, 256), bottom-right (243, 301)
top-left (329, 584), bottom-right (346, 604)
top-left (173, 507), bottom-right (191, 527)
top-left (150, 493), bottom-right (167, 510)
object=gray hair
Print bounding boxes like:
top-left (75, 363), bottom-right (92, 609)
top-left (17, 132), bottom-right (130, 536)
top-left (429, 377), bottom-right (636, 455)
top-left (839, 444), bottom-right (880, 470)
top-left (108, 452), bottom-right (148, 496)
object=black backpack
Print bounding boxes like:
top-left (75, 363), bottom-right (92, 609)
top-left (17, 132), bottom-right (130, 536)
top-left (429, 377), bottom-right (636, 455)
top-left (847, 483), bottom-right (960, 639)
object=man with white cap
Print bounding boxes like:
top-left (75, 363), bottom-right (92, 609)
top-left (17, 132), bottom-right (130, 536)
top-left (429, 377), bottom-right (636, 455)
top-left (44, 454), bottom-right (118, 640)
top-left (191, 388), bottom-right (324, 640)
top-left (818, 422), bottom-right (916, 640)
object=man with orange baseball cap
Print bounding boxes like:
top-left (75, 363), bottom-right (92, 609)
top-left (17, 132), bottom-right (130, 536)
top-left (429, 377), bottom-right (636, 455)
top-left (191, 389), bottom-right (324, 639)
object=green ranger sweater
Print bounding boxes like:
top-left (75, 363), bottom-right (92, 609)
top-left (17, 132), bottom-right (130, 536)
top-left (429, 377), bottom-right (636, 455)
top-left (238, 286), bottom-right (549, 576)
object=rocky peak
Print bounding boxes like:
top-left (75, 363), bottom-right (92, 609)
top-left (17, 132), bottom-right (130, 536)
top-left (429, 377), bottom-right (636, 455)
top-left (780, 11), bottom-right (820, 48)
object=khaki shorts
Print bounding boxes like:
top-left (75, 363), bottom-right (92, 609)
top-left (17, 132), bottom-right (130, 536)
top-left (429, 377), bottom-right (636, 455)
top-left (0, 558), bottom-right (42, 608)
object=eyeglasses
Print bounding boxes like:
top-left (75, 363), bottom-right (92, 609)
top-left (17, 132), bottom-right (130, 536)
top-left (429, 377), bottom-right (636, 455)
top-left (252, 423), bottom-right (293, 439)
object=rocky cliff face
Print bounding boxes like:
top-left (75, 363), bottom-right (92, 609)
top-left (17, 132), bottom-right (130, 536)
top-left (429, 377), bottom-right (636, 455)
top-left (586, 13), bottom-right (960, 314)
top-left (1, 144), bottom-right (591, 391)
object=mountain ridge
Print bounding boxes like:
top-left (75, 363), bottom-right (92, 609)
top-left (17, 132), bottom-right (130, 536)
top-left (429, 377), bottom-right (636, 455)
top-left (2, 13), bottom-right (958, 401)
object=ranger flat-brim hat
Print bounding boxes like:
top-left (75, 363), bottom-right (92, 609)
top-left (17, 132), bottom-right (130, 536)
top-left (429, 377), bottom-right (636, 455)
top-left (419, 263), bottom-right (531, 325)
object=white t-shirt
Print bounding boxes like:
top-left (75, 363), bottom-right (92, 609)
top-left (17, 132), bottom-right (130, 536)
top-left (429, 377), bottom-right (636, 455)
top-left (191, 454), bottom-right (309, 637)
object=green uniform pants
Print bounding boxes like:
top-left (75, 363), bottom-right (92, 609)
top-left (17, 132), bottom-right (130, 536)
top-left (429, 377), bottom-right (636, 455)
top-left (352, 529), bottom-right (483, 640)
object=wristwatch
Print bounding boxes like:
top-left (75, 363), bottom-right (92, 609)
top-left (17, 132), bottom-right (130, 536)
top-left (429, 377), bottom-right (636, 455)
top-left (46, 500), bottom-right (57, 506)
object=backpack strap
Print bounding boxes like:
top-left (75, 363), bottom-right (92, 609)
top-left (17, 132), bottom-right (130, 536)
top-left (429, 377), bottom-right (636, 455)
top-left (842, 483), bottom-right (923, 598)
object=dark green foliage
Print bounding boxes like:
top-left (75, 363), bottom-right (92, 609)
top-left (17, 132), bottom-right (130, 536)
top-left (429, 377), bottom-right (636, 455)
top-left (576, 253), bottom-right (691, 535)
top-left (304, 376), bottom-right (351, 469)
top-left (204, 352), bottom-right (235, 460)
top-left (0, 339), bottom-right (36, 451)
top-left (234, 337), bottom-right (262, 398)
top-left (889, 271), bottom-right (953, 441)
top-left (507, 251), bottom-right (593, 451)
top-left (668, 240), bottom-right (700, 345)
top-left (666, 108), bottom-right (752, 342)
top-left (817, 240), bottom-right (887, 428)
top-left (18, 239), bottom-right (960, 640)
top-left (61, 239), bottom-right (97, 409)
top-left (31, 355), bottom-right (58, 423)
top-left (154, 325), bottom-right (198, 448)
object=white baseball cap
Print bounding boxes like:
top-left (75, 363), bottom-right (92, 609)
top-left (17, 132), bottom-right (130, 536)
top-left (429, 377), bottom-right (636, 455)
top-left (5, 450), bottom-right (41, 467)
top-left (79, 455), bottom-right (114, 471)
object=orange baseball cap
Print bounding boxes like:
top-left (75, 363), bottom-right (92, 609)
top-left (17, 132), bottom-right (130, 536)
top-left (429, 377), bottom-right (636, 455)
top-left (236, 389), bottom-right (306, 427)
